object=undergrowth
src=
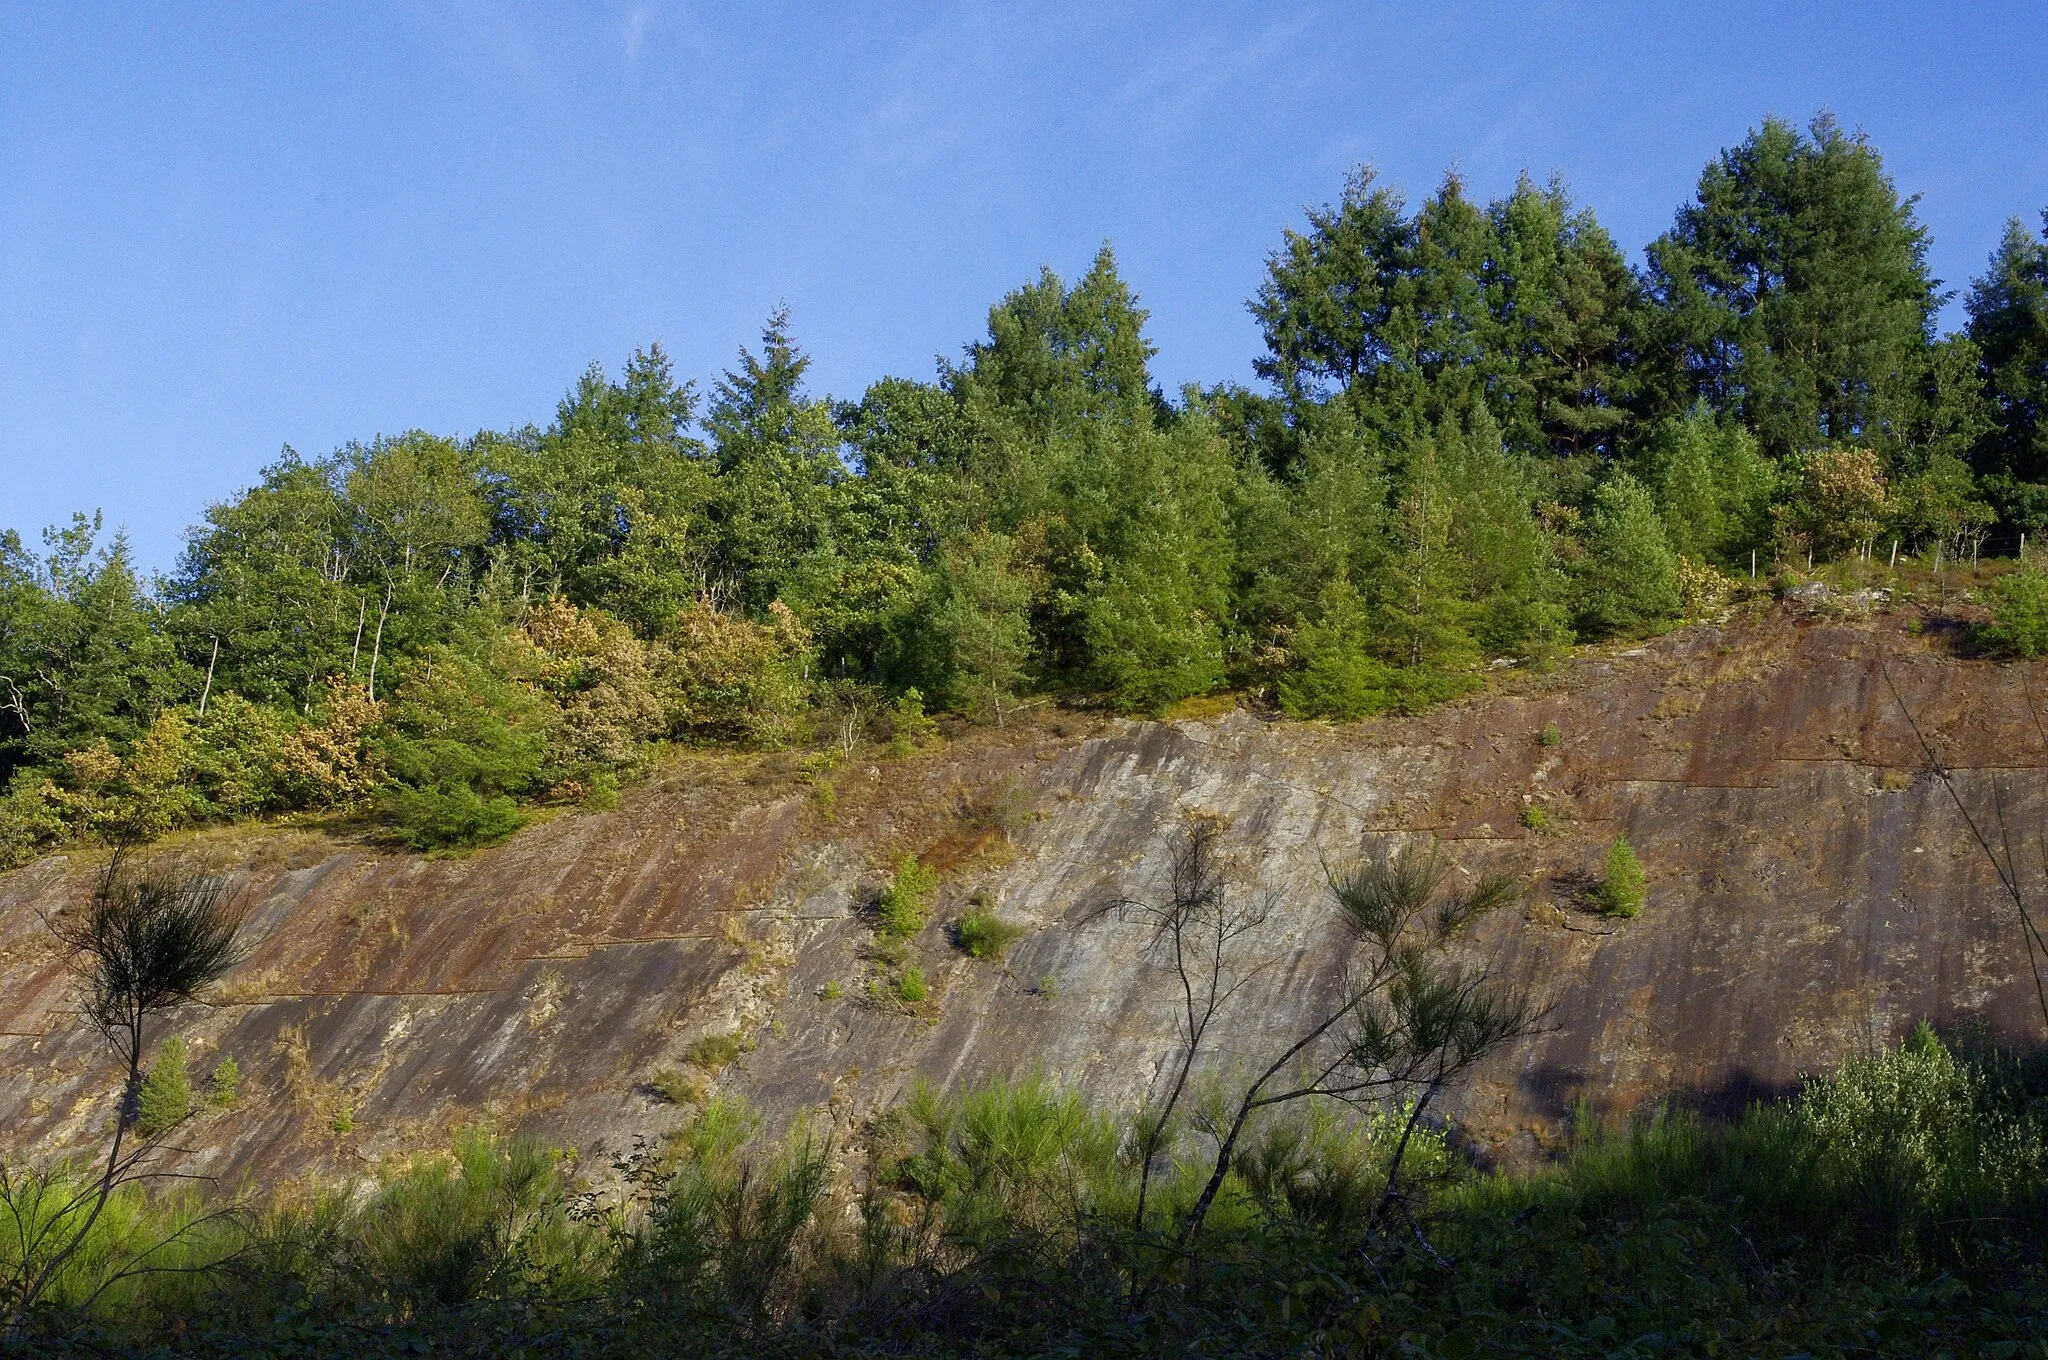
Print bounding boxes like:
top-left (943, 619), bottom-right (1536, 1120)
top-left (10, 1028), bottom-right (2048, 1356)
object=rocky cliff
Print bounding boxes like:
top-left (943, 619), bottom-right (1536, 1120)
top-left (3, 603), bottom-right (2045, 1179)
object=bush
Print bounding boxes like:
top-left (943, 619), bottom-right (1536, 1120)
top-left (660, 597), bottom-right (813, 747)
top-left (896, 965), bottom-right (929, 1004)
top-left (1574, 473), bottom-right (1682, 639)
top-left (137, 1037), bottom-right (192, 1137)
top-left (352, 1127), bottom-right (603, 1310)
top-left (954, 906), bottom-right (1026, 960)
top-left (1801, 1022), bottom-right (2044, 1216)
top-left (879, 854), bottom-right (938, 938)
top-left (1982, 567), bottom-right (2048, 658)
top-left (382, 784), bottom-right (525, 852)
top-left (1596, 835), bottom-right (1645, 917)
top-left (1539, 719), bottom-right (1561, 747)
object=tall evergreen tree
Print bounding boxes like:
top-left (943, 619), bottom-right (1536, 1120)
top-left (1486, 176), bottom-right (1640, 461)
top-left (1641, 114), bottom-right (1939, 459)
top-left (704, 310), bottom-right (844, 615)
top-left (1967, 212), bottom-right (2048, 525)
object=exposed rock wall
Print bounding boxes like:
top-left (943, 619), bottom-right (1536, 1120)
top-left (2, 608), bottom-right (2044, 1178)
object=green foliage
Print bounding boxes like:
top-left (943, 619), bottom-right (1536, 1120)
top-left (1640, 114), bottom-right (1939, 458)
top-left (377, 639), bottom-right (550, 849)
top-left (350, 1127), bottom-right (604, 1310)
top-left (894, 965), bottom-right (929, 1004)
top-left (15, 1045), bottom-right (2048, 1355)
top-left (685, 1030), bottom-right (745, 1073)
top-left (207, 1057), bottom-right (240, 1108)
top-left (1597, 835), bottom-right (1647, 917)
top-left (1982, 567), bottom-right (2048, 657)
top-left (877, 854), bottom-right (938, 938)
top-left (1539, 719), bottom-right (1562, 746)
top-left (1643, 408), bottom-right (1774, 567)
top-left (1277, 576), bottom-right (1394, 720)
top-left (0, 139), bottom-right (2035, 878)
top-left (1968, 212), bottom-right (2048, 492)
top-left (953, 905), bottom-right (1025, 960)
top-left (135, 1037), bottom-right (191, 1137)
top-left (1574, 474), bottom-right (1681, 638)
top-left (1802, 1022), bottom-right (2042, 1213)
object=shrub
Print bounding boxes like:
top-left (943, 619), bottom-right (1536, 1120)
top-left (207, 1056), bottom-right (241, 1108)
top-left (1278, 577), bottom-right (1396, 721)
top-left (352, 1127), bottom-right (603, 1309)
top-left (1038, 975), bottom-right (1059, 1000)
top-left (659, 597), bottom-right (813, 748)
top-left (137, 1037), bottom-right (192, 1137)
top-left (1574, 473), bottom-right (1682, 639)
top-left (382, 784), bottom-right (525, 852)
top-left (1518, 804), bottom-right (1548, 833)
top-left (954, 906), bottom-right (1026, 960)
top-left (1539, 720), bottom-right (1561, 747)
top-left (1982, 567), bottom-right (2048, 658)
top-left (1596, 836), bottom-right (1645, 917)
top-left (895, 966), bottom-right (929, 1004)
top-left (821, 980), bottom-right (842, 1001)
top-left (879, 855), bottom-right (938, 938)
top-left (1801, 1022), bottom-right (2044, 1215)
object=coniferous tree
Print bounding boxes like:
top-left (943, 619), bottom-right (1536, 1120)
top-left (1641, 115), bottom-right (1940, 458)
top-left (1573, 472), bottom-right (1681, 639)
top-left (1486, 176), bottom-right (1641, 461)
top-left (1968, 213), bottom-right (2048, 527)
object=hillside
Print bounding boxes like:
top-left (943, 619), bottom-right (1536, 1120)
top-left (2, 599), bottom-right (2043, 1183)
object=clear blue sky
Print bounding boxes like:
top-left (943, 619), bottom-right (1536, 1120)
top-left (5, 2), bottom-right (2045, 571)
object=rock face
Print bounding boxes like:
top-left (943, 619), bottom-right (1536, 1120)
top-left (3, 607), bottom-right (2045, 1179)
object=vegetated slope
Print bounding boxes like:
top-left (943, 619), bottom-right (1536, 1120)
top-left (0, 601), bottom-right (2041, 1182)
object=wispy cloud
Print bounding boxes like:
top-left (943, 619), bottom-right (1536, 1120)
top-left (622, 3), bottom-right (655, 62)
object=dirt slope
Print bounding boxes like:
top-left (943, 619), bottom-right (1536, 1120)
top-left (3, 603), bottom-right (2044, 1178)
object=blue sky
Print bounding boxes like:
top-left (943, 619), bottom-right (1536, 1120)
top-left (4, 2), bottom-right (2045, 571)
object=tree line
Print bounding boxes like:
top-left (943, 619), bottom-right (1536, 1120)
top-left (2, 112), bottom-right (2045, 853)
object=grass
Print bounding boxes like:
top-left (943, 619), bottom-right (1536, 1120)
top-left (951, 904), bottom-right (1025, 960)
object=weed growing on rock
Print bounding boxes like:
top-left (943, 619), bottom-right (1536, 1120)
top-left (895, 966), bottom-right (929, 1004)
top-left (135, 1038), bottom-right (191, 1138)
top-left (1540, 719), bottom-right (1562, 747)
top-left (686, 1030), bottom-right (745, 1073)
top-left (1598, 835), bottom-right (1646, 917)
top-left (953, 906), bottom-right (1025, 960)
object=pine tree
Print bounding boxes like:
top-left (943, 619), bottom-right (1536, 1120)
top-left (1278, 575), bottom-right (1393, 720)
top-left (136, 1035), bottom-right (192, 1137)
top-left (1967, 212), bottom-right (2048, 525)
top-left (705, 310), bottom-right (845, 614)
top-left (1486, 175), bottom-right (1640, 460)
top-left (1641, 114), bottom-right (1939, 458)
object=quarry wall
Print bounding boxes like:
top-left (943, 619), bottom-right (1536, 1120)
top-left (2, 604), bottom-right (2044, 1179)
